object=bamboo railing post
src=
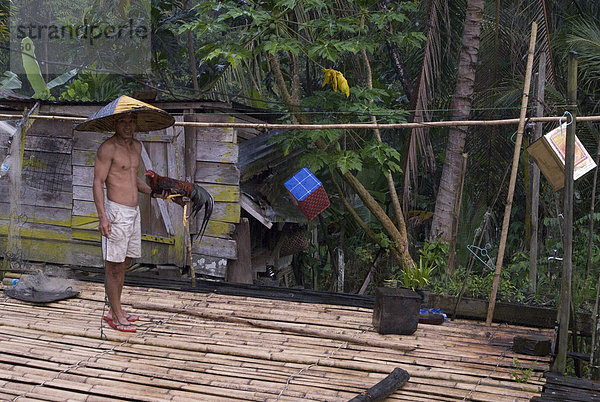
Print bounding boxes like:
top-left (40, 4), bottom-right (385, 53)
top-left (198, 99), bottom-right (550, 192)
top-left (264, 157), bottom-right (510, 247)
top-left (553, 50), bottom-right (577, 375)
top-left (486, 22), bottom-right (537, 326)
top-left (530, 53), bottom-right (546, 294)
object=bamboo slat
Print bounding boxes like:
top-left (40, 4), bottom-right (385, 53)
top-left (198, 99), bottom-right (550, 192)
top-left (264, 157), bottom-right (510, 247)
top-left (0, 280), bottom-right (553, 401)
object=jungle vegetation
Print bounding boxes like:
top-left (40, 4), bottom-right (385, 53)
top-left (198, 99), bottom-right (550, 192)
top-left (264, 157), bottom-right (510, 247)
top-left (2, 0), bottom-right (600, 319)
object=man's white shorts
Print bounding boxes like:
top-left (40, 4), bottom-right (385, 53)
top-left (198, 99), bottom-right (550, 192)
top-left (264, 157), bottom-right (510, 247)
top-left (101, 199), bottom-right (141, 263)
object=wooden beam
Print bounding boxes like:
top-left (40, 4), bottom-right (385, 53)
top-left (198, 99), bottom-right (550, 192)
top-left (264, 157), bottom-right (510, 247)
top-left (240, 194), bottom-right (272, 229)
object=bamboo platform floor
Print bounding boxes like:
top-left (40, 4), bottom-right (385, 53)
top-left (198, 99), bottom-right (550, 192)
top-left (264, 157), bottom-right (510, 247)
top-left (0, 280), bottom-right (553, 401)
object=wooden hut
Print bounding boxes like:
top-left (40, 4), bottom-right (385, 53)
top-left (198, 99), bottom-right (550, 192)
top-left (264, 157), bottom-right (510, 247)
top-left (0, 98), bottom-right (296, 281)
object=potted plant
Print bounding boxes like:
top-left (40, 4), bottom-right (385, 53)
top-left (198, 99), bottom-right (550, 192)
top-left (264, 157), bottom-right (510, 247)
top-left (401, 256), bottom-right (434, 304)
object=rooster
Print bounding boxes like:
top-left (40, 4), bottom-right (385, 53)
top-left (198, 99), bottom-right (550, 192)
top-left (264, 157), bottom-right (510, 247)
top-left (145, 169), bottom-right (214, 241)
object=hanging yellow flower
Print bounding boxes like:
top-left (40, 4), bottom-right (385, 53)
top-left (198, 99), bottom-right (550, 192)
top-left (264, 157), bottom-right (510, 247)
top-left (322, 68), bottom-right (350, 97)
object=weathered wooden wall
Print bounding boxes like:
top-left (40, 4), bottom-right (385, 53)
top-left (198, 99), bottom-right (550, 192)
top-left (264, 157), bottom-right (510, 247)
top-left (188, 113), bottom-right (241, 278)
top-left (0, 104), bottom-right (246, 276)
top-left (0, 118), bottom-right (100, 267)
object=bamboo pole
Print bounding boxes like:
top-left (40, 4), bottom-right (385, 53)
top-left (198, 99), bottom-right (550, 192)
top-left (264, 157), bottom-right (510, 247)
top-left (486, 22), bottom-right (537, 326)
top-left (4, 113), bottom-right (600, 129)
top-left (553, 51), bottom-right (578, 375)
top-left (530, 53), bottom-right (546, 294)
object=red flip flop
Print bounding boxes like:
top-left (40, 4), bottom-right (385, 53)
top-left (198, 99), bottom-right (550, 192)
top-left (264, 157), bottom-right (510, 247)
top-left (103, 316), bottom-right (136, 333)
top-left (127, 314), bottom-right (139, 323)
top-left (103, 314), bottom-right (139, 323)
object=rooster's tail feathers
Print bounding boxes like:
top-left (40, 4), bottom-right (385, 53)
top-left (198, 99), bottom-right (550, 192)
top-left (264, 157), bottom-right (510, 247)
top-left (190, 184), bottom-right (214, 242)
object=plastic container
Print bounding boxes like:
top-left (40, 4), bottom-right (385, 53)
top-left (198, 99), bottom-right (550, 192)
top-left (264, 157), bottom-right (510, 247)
top-left (372, 287), bottom-right (421, 335)
top-left (2, 278), bottom-right (18, 286)
top-left (0, 154), bottom-right (12, 178)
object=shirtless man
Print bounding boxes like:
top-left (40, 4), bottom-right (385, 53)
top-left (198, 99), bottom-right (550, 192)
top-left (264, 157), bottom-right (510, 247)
top-left (93, 112), bottom-right (159, 332)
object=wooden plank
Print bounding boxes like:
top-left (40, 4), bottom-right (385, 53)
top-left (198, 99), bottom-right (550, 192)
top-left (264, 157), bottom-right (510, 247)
top-left (24, 135), bottom-right (72, 153)
top-left (169, 201), bottom-right (238, 227)
top-left (71, 215), bottom-right (98, 230)
top-left (28, 118), bottom-right (73, 138)
top-left (0, 205), bottom-right (71, 226)
top-left (0, 132), bottom-right (72, 153)
top-left (240, 194), bottom-right (272, 229)
top-left (72, 184), bottom-right (93, 202)
top-left (192, 253), bottom-right (228, 277)
top-left (140, 143), bottom-right (173, 235)
top-left (0, 183), bottom-right (72, 209)
top-left (167, 118), bottom-right (185, 267)
top-left (0, 222), bottom-right (72, 241)
top-left (136, 131), bottom-right (174, 143)
top-left (211, 202), bottom-right (240, 224)
top-left (195, 161), bottom-right (240, 185)
top-left (196, 142), bottom-right (238, 164)
top-left (0, 236), bottom-right (102, 266)
top-left (72, 132), bottom-right (110, 150)
top-left (73, 165), bottom-right (94, 186)
top-left (71, 149), bottom-right (97, 167)
top-left (198, 183), bottom-right (239, 203)
top-left (41, 104), bottom-right (105, 118)
top-left (72, 200), bottom-right (97, 217)
top-left (192, 235), bottom-right (237, 259)
top-left (195, 114), bottom-right (236, 143)
top-left (202, 220), bottom-right (236, 239)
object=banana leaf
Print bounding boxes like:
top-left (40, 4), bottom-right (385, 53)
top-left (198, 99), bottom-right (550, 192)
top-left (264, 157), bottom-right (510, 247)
top-left (0, 71), bottom-right (22, 90)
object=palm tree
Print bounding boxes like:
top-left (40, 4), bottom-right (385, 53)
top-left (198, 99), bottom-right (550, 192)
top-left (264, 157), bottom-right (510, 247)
top-left (430, 0), bottom-right (485, 241)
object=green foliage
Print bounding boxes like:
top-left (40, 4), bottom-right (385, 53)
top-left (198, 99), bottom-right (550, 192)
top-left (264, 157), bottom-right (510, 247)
top-left (430, 263), bottom-right (526, 304)
top-left (419, 240), bottom-right (449, 271)
top-left (512, 357), bottom-right (535, 383)
top-left (60, 70), bottom-right (129, 101)
top-left (0, 72), bottom-right (22, 90)
top-left (397, 256), bottom-right (435, 291)
top-left (21, 38), bottom-right (50, 99)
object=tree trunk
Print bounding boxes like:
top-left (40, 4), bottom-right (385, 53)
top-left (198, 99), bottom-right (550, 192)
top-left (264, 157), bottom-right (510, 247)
top-left (430, 0), bottom-right (485, 241)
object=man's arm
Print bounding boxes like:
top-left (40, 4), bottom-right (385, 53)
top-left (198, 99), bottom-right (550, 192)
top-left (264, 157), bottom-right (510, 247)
top-left (93, 142), bottom-right (112, 238)
top-left (138, 177), bottom-right (168, 198)
top-left (137, 176), bottom-right (152, 195)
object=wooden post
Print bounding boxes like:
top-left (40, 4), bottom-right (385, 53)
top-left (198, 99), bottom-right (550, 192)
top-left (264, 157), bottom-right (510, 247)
top-left (183, 203), bottom-right (196, 288)
top-left (586, 127), bottom-right (600, 279)
top-left (226, 218), bottom-right (253, 284)
top-left (553, 50), bottom-right (577, 374)
top-left (530, 53), bottom-right (546, 294)
top-left (590, 271), bottom-right (600, 380)
top-left (447, 153), bottom-right (468, 275)
top-left (486, 22), bottom-right (537, 326)
top-left (311, 227), bottom-right (318, 289)
top-left (5, 105), bottom-right (38, 263)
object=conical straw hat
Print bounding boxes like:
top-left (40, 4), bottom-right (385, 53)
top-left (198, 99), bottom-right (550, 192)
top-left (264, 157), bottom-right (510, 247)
top-left (75, 95), bottom-right (174, 133)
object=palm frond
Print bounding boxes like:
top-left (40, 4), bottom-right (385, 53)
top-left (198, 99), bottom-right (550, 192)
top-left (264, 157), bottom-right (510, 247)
top-left (403, 0), bottom-right (450, 209)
